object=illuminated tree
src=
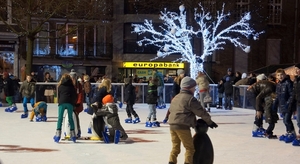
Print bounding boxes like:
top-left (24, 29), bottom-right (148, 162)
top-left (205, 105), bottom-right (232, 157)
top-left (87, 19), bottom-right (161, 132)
top-left (132, 3), bottom-right (264, 79)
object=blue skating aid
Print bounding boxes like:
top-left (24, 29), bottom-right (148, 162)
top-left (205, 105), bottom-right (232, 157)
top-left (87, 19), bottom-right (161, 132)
top-left (114, 130), bottom-right (120, 144)
top-left (9, 106), bottom-right (18, 112)
top-left (21, 113), bottom-right (28, 119)
top-left (133, 117), bottom-right (140, 124)
top-left (292, 139), bottom-right (300, 146)
top-left (102, 132), bottom-right (110, 143)
top-left (104, 126), bottom-right (109, 133)
top-left (87, 128), bottom-right (92, 134)
top-left (145, 121), bottom-right (153, 127)
top-left (152, 121), bottom-right (160, 127)
top-left (125, 118), bottom-right (132, 123)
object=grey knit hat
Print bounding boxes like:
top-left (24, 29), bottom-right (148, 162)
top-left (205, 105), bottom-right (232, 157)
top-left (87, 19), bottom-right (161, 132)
top-left (180, 77), bottom-right (197, 89)
top-left (256, 73), bottom-right (267, 81)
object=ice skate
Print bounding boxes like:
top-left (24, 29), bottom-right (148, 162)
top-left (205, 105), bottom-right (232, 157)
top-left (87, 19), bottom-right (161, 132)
top-left (252, 127), bottom-right (266, 137)
top-left (114, 130), bottom-right (121, 144)
top-left (152, 121), bottom-right (160, 127)
top-left (162, 118), bottom-right (168, 124)
top-left (77, 130), bottom-right (81, 138)
top-left (9, 106), bottom-right (17, 112)
top-left (0, 102), bottom-right (2, 107)
top-left (133, 117), bottom-right (140, 124)
top-left (292, 138), bottom-right (300, 146)
top-left (118, 101), bottom-right (123, 108)
top-left (70, 130), bottom-right (76, 143)
top-left (42, 116), bottom-right (47, 122)
top-left (21, 112), bottom-right (28, 119)
top-left (102, 132), bottom-right (110, 143)
top-left (279, 133), bottom-right (288, 141)
top-left (125, 117), bottom-right (132, 123)
top-left (36, 115), bottom-right (42, 122)
top-left (145, 121), bottom-right (153, 127)
top-left (284, 133), bottom-right (296, 143)
top-left (53, 130), bottom-right (62, 143)
top-left (4, 107), bottom-right (10, 112)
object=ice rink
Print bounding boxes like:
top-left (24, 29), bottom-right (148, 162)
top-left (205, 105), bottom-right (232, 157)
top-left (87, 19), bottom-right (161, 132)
top-left (0, 103), bottom-right (299, 164)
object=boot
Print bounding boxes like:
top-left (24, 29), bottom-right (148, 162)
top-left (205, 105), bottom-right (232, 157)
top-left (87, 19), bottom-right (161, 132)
top-left (53, 130), bottom-right (62, 143)
top-left (70, 130), bottom-right (76, 143)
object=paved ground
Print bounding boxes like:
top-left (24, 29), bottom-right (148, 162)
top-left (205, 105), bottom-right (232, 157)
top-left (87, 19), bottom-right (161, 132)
top-left (0, 103), bottom-right (299, 164)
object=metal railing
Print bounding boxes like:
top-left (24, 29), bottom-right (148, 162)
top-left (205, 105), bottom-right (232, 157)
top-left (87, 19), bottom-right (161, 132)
top-left (9, 82), bottom-right (253, 109)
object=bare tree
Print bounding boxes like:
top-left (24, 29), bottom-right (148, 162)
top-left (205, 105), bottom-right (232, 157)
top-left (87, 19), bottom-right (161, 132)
top-left (0, 0), bottom-right (112, 75)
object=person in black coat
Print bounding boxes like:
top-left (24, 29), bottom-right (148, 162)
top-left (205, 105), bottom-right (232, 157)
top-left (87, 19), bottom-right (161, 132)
top-left (217, 79), bottom-right (225, 109)
top-left (124, 78), bottom-right (140, 123)
top-left (146, 79), bottom-right (159, 126)
top-left (53, 74), bottom-right (77, 143)
top-left (222, 68), bottom-right (236, 110)
top-left (3, 72), bottom-right (16, 110)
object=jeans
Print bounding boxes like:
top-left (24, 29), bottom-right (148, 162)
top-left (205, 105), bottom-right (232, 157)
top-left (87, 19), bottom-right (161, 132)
top-left (157, 86), bottom-right (165, 106)
top-left (23, 97), bottom-right (35, 113)
top-left (147, 104), bottom-right (157, 120)
top-left (224, 94), bottom-right (232, 109)
top-left (282, 112), bottom-right (295, 133)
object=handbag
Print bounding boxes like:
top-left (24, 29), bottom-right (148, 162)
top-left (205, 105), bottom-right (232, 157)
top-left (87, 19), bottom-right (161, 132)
top-left (203, 95), bottom-right (212, 103)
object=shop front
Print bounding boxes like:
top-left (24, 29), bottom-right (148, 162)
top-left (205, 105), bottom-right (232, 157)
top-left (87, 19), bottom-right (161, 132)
top-left (121, 61), bottom-right (185, 79)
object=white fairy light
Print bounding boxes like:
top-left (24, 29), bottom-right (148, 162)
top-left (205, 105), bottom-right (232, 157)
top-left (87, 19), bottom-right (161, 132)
top-left (132, 3), bottom-right (263, 79)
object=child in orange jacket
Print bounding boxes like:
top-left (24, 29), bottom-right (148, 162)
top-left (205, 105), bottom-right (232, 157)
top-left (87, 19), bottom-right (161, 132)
top-left (29, 101), bottom-right (47, 122)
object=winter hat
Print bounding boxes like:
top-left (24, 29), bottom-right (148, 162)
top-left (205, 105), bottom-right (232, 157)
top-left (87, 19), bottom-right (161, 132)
top-left (241, 73), bottom-right (247, 79)
top-left (227, 68), bottom-right (232, 72)
top-left (177, 69), bottom-right (185, 75)
top-left (102, 94), bottom-right (114, 105)
top-left (180, 77), bottom-right (197, 89)
top-left (69, 69), bottom-right (77, 78)
top-left (295, 63), bottom-right (300, 69)
top-left (256, 73), bottom-right (267, 81)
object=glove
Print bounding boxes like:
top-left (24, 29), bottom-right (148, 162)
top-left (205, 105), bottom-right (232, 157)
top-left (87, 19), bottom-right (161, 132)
top-left (208, 122), bottom-right (218, 129)
top-left (162, 118), bottom-right (168, 124)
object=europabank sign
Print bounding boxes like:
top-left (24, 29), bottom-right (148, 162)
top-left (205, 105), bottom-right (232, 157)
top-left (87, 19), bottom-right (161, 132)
top-left (0, 41), bottom-right (16, 52)
top-left (123, 62), bottom-right (184, 69)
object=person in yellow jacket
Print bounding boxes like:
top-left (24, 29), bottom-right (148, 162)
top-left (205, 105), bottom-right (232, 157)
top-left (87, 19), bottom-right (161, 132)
top-left (29, 101), bottom-right (48, 122)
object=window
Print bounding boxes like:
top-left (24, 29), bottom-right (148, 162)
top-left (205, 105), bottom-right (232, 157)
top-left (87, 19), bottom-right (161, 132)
top-left (202, 0), bottom-right (216, 15)
top-left (235, 0), bottom-right (250, 20)
top-left (0, 0), bottom-right (12, 24)
top-left (56, 23), bottom-right (78, 57)
top-left (33, 23), bottom-right (50, 56)
top-left (268, 0), bottom-right (282, 24)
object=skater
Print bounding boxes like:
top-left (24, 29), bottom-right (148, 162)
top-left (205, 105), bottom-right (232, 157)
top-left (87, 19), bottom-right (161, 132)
top-left (89, 78), bottom-right (112, 139)
top-left (247, 73), bottom-right (278, 139)
top-left (83, 75), bottom-right (93, 114)
top-left (3, 72), bottom-right (17, 112)
top-left (95, 94), bottom-right (128, 143)
top-left (222, 68), bottom-right (236, 110)
top-left (29, 101), bottom-right (47, 122)
top-left (168, 77), bottom-right (218, 164)
top-left (196, 71), bottom-right (211, 112)
top-left (152, 68), bottom-right (165, 109)
top-left (290, 64), bottom-right (300, 146)
top-left (19, 75), bottom-right (35, 118)
top-left (274, 68), bottom-right (296, 143)
top-left (124, 78), bottom-right (140, 124)
top-left (145, 78), bottom-right (159, 127)
top-left (69, 69), bottom-right (84, 138)
top-left (163, 69), bottom-right (185, 123)
top-left (216, 79), bottom-right (224, 109)
top-left (53, 74), bottom-right (77, 143)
